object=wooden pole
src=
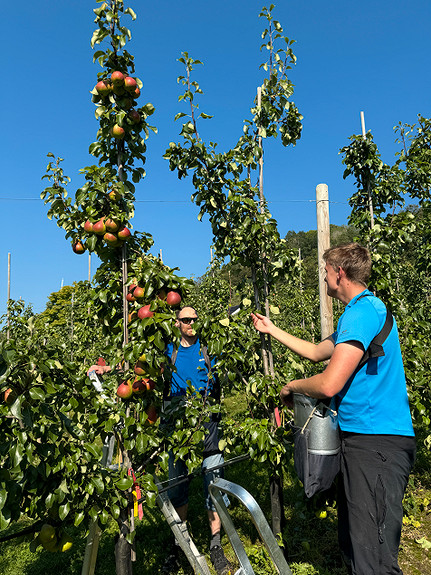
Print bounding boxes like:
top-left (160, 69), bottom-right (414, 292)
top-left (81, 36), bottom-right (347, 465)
top-left (360, 111), bottom-right (374, 229)
top-left (88, 253), bottom-right (91, 283)
top-left (316, 184), bottom-right (333, 340)
top-left (7, 253), bottom-right (11, 341)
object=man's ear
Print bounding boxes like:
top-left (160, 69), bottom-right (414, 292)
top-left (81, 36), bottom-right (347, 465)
top-left (175, 319), bottom-right (180, 328)
top-left (338, 266), bottom-right (346, 280)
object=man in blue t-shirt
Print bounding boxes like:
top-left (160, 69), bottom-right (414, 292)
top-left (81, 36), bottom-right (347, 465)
top-left (251, 243), bottom-right (415, 575)
top-left (162, 306), bottom-right (232, 575)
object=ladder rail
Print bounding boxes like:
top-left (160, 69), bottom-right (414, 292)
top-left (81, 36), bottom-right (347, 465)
top-left (209, 478), bottom-right (292, 575)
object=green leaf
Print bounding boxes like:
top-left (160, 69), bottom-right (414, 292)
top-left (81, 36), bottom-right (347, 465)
top-left (116, 476), bottom-right (133, 491)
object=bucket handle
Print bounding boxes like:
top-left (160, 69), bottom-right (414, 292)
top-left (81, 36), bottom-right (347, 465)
top-left (300, 402), bottom-right (337, 435)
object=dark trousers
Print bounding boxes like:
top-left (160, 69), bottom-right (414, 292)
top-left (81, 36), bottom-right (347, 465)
top-left (338, 433), bottom-right (416, 575)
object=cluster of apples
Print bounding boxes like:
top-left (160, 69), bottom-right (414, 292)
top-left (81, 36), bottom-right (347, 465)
top-left (32, 523), bottom-right (73, 553)
top-left (94, 70), bottom-right (142, 139)
top-left (72, 217), bottom-right (131, 254)
top-left (127, 285), bottom-right (182, 322)
top-left (116, 354), bottom-right (159, 424)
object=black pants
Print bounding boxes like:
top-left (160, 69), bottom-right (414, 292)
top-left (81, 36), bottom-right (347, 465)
top-left (338, 433), bottom-right (416, 575)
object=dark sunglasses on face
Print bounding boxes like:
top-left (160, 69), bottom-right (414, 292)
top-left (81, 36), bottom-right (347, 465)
top-left (179, 317), bottom-right (197, 324)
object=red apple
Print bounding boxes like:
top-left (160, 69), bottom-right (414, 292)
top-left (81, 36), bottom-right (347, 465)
top-left (132, 86), bottom-right (140, 99)
top-left (145, 405), bottom-right (158, 425)
top-left (92, 218), bottom-right (106, 235)
top-left (112, 124), bottom-right (125, 139)
top-left (116, 380), bottom-right (132, 399)
top-left (144, 378), bottom-right (156, 391)
top-left (128, 283), bottom-right (137, 292)
top-left (105, 218), bottom-right (119, 232)
top-left (72, 240), bottom-right (85, 254)
top-left (132, 378), bottom-right (146, 395)
top-left (138, 305), bottom-right (154, 319)
top-left (111, 70), bottom-right (125, 86)
top-left (133, 286), bottom-right (144, 299)
top-left (103, 232), bottom-right (120, 246)
top-left (134, 361), bottom-right (146, 375)
top-left (118, 226), bottom-right (131, 240)
top-left (95, 80), bottom-right (111, 97)
top-left (84, 220), bottom-right (93, 233)
top-left (124, 76), bottom-right (137, 92)
top-left (166, 291), bottom-right (181, 307)
top-left (126, 292), bottom-right (136, 302)
top-left (128, 110), bottom-right (141, 124)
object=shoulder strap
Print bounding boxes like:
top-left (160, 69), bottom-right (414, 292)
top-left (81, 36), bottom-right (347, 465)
top-left (170, 347), bottom-right (178, 366)
top-left (355, 307), bottom-right (394, 372)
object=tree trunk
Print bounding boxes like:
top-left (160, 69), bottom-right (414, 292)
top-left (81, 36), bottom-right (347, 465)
top-left (115, 510), bottom-right (133, 575)
top-left (270, 470), bottom-right (285, 538)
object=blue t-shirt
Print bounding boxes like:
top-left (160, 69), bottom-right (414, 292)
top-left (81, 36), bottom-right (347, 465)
top-left (333, 290), bottom-right (414, 436)
top-left (166, 339), bottom-right (216, 398)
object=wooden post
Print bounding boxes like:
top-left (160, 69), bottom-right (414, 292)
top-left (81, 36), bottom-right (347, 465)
top-left (316, 184), bottom-right (333, 339)
top-left (7, 253), bottom-right (11, 341)
top-left (360, 111), bottom-right (374, 229)
top-left (88, 253), bottom-right (91, 282)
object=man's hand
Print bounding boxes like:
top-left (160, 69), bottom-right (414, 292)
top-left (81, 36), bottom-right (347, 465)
top-left (251, 312), bottom-right (274, 334)
top-left (280, 383), bottom-right (294, 408)
top-left (87, 365), bottom-right (111, 376)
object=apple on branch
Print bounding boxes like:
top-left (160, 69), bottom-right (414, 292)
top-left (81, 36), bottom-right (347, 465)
top-left (118, 225), bottom-right (131, 240)
top-left (92, 218), bottom-right (106, 235)
top-left (72, 240), bottom-right (85, 254)
top-left (166, 291), bottom-right (181, 307)
top-left (116, 380), bottom-right (133, 399)
top-left (138, 305), bottom-right (154, 319)
top-left (112, 124), bottom-right (125, 139)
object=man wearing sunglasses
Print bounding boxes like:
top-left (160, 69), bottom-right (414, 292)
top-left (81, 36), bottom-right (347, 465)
top-left (162, 306), bottom-right (232, 575)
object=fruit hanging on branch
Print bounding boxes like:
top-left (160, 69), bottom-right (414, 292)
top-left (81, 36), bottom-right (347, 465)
top-left (72, 240), bottom-right (85, 254)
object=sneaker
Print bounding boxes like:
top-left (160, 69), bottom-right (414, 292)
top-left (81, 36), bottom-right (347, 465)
top-left (210, 545), bottom-right (232, 575)
top-left (161, 543), bottom-right (180, 574)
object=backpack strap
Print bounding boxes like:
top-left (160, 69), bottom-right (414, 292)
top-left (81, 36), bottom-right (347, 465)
top-left (353, 295), bottom-right (394, 372)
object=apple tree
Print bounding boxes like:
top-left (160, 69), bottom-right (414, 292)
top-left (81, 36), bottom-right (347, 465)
top-left (1, 2), bottom-right (194, 574)
top-left (164, 5), bottom-right (305, 535)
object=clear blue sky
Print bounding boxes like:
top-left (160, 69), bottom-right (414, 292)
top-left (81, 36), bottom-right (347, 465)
top-left (1, 0), bottom-right (430, 314)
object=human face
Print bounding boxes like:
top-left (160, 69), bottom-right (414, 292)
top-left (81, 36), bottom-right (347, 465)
top-left (177, 307), bottom-right (198, 338)
top-left (324, 262), bottom-right (340, 298)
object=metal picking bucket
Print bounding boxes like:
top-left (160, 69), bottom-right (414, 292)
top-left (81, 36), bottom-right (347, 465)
top-left (293, 393), bottom-right (340, 455)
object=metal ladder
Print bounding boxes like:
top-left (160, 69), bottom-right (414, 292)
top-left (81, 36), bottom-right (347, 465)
top-left (156, 474), bottom-right (292, 575)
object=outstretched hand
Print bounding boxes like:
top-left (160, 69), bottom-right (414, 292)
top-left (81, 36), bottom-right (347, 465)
top-left (250, 312), bottom-right (274, 334)
top-left (87, 364), bottom-right (111, 376)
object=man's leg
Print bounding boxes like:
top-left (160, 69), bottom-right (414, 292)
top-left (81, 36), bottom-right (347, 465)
top-left (341, 433), bottom-right (415, 575)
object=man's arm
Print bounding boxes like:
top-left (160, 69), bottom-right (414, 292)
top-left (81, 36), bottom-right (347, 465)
top-left (87, 364), bottom-right (112, 376)
top-left (251, 312), bottom-right (334, 362)
top-left (280, 341), bottom-right (364, 405)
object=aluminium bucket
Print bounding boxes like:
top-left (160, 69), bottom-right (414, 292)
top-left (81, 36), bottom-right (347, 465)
top-left (293, 393), bottom-right (340, 455)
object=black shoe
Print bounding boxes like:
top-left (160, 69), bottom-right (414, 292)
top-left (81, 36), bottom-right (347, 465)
top-left (161, 543), bottom-right (180, 574)
top-left (210, 545), bottom-right (232, 575)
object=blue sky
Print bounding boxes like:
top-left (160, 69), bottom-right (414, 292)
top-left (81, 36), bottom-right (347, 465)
top-left (1, 0), bottom-right (430, 314)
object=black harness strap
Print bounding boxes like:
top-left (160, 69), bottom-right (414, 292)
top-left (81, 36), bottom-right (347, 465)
top-left (354, 294), bottom-right (394, 372)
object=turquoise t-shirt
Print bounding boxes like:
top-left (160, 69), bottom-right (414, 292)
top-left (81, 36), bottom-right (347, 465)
top-left (166, 339), bottom-right (215, 397)
top-left (333, 290), bottom-right (414, 436)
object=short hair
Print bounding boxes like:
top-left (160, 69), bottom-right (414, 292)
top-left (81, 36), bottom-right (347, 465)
top-left (323, 243), bottom-right (371, 287)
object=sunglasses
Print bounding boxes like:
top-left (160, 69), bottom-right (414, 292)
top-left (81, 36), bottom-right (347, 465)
top-left (178, 317), bottom-right (198, 324)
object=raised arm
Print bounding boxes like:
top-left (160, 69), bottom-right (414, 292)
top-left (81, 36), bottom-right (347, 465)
top-left (251, 312), bottom-right (334, 362)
